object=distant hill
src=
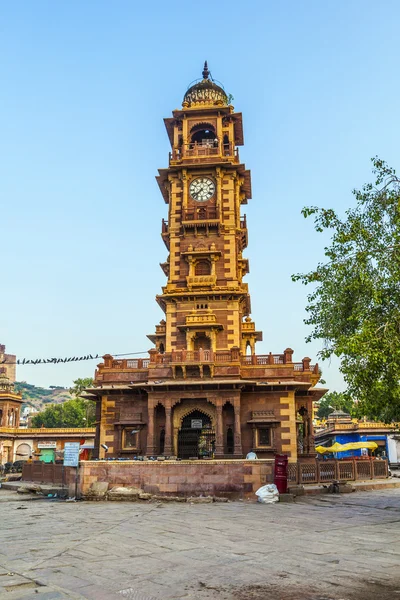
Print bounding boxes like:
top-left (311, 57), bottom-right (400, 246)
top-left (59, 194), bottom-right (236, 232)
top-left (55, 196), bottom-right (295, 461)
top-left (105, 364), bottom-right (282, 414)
top-left (15, 381), bottom-right (72, 411)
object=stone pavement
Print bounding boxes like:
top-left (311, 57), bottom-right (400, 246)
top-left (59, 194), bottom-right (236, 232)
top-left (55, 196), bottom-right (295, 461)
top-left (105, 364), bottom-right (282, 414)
top-left (0, 489), bottom-right (400, 600)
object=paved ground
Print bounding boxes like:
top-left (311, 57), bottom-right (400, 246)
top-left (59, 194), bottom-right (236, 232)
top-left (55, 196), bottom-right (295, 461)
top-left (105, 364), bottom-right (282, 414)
top-left (0, 489), bottom-right (400, 600)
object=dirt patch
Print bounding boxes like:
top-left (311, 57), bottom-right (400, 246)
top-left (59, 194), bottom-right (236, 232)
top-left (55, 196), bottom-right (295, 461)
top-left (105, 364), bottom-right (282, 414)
top-left (192, 581), bottom-right (400, 600)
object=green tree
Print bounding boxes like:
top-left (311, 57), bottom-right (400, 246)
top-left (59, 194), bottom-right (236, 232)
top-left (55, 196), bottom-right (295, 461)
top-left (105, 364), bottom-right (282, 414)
top-left (31, 397), bottom-right (96, 428)
top-left (316, 391), bottom-right (356, 420)
top-left (69, 377), bottom-right (94, 397)
top-left (293, 158), bottom-right (400, 422)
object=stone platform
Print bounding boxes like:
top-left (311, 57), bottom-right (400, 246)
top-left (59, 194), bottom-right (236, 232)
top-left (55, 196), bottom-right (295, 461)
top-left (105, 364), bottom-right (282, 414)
top-left (77, 459), bottom-right (275, 499)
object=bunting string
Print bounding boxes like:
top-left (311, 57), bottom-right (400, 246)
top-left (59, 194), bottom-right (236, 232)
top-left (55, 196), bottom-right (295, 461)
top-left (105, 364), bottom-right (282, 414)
top-left (0, 351), bottom-right (148, 366)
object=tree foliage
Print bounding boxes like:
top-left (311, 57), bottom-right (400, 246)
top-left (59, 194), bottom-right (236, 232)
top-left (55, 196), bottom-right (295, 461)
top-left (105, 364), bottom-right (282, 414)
top-left (69, 377), bottom-right (94, 397)
top-left (316, 391), bottom-right (356, 420)
top-left (293, 158), bottom-right (400, 422)
top-left (31, 378), bottom-right (95, 428)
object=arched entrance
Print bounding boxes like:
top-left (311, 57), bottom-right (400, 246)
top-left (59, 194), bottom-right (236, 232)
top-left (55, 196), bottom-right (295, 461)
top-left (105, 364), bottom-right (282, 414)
top-left (193, 333), bottom-right (211, 350)
top-left (15, 443), bottom-right (32, 461)
top-left (177, 409), bottom-right (215, 459)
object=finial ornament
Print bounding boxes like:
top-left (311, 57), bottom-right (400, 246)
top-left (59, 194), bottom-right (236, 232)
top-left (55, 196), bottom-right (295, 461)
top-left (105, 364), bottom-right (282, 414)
top-left (202, 60), bottom-right (209, 79)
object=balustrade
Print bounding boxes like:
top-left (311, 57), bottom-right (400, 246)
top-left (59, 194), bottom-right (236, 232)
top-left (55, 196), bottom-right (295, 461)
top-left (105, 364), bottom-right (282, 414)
top-left (170, 142), bottom-right (239, 163)
top-left (289, 458), bottom-right (388, 485)
top-left (183, 207), bottom-right (219, 221)
top-left (111, 359), bottom-right (149, 369)
top-left (99, 352), bottom-right (317, 372)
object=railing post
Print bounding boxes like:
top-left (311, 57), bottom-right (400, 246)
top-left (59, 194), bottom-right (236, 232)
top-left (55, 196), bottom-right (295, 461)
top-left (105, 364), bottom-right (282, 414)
top-left (316, 459), bottom-right (321, 483)
top-left (148, 349), bottom-right (158, 364)
top-left (268, 352), bottom-right (274, 365)
top-left (103, 354), bottom-right (113, 368)
top-left (302, 357), bottom-right (311, 371)
top-left (230, 346), bottom-right (240, 362)
top-left (283, 348), bottom-right (294, 364)
top-left (334, 460), bottom-right (339, 481)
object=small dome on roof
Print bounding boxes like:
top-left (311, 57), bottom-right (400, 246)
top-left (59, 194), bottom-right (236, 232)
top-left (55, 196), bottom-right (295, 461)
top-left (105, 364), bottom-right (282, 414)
top-left (327, 409), bottom-right (352, 421)
top-left (183, 61), bottom-right (228, 108)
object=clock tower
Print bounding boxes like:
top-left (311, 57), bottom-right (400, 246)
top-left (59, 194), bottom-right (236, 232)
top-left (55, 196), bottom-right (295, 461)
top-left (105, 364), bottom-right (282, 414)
top-left (91, 63), bottom-right (324, 464)
top-left (149, 61), bottom-right (262, 360)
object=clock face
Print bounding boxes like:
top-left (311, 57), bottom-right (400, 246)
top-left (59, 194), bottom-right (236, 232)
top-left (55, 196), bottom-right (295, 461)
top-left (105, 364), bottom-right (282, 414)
top-left (189, 177), bottom-right (215, 202)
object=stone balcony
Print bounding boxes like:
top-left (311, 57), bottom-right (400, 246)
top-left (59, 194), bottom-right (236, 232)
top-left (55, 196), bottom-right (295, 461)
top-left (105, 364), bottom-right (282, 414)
top-left (95, 349), bottom-right (319, 385)
top-left (169, 142), bottom-right (240, 166)
top-left (186, 275), bottom-right (217, 289)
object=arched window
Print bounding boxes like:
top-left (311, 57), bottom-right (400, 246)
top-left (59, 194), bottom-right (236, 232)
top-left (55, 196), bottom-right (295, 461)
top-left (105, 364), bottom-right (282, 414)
top-left (195, 260), bottom-right (211, 276)
top-left (190, 123), bottom-right (216, 146)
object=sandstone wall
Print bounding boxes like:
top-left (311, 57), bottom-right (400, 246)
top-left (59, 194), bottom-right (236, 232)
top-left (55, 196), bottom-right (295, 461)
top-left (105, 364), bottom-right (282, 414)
top-left (79, 459), bottom-right (274, 499)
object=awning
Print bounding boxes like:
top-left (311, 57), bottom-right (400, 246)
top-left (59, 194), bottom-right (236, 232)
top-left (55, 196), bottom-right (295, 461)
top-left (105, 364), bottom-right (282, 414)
top-left (316, 441), bottom-right (378, 454)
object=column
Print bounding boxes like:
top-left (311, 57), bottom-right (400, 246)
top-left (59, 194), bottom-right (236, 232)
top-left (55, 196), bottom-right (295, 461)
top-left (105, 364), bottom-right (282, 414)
top-left (146, 398), bottom-right (156, 456)
top-left (233, 398), bottom-right (243, 457)
top-left (164, 403), bottom-right (173, 456)
top-left (215, 404), bottom-right (224, 458)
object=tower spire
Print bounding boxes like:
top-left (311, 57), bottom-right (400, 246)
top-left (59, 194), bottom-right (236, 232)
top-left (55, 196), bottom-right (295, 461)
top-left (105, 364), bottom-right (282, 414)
top-left (202, 60), bottom-right (209, 80)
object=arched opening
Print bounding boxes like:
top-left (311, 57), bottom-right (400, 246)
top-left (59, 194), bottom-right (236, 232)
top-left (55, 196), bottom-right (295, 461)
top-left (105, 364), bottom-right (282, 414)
top-left (190, 123), bottom-right (216, 146)
top-left (193, 333), bottom-right (211, 351)
top-left (159, 342), bottom-right (165, 354)
top-left (178, 409), bottom-right (215, 459)
top-left (246, 342), bottom-right (252, 356)
top-left (223, 402), bottom-right (235, 454)
top-left (195, 260), bottom-right (211, 276)
top-left (15, 443), bottom-right (32, 461)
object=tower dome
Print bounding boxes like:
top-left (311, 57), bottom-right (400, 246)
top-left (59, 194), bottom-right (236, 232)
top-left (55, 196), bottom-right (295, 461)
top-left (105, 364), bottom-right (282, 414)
top-left (182, 61), bottom-right (228, 108)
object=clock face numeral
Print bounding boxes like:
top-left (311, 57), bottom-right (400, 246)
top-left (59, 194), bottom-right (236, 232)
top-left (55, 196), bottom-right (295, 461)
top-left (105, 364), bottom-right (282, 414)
top-left (189, 177), bottom-right (215, 202)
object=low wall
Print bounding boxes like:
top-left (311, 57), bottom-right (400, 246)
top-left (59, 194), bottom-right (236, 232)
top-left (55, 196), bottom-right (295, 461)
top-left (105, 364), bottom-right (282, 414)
top-left (79, 460), bottom-right (275, 499)
top-left (22, 462), bottom-right (76, 485)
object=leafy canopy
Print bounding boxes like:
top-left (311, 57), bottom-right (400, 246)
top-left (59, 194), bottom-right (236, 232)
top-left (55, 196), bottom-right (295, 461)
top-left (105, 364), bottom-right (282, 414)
top-left (316, 391), bottom-right (356, 420)
top-left (31, 378), bottom-right (95, 428)
top-left (293, 158), bottom-right (400, 422)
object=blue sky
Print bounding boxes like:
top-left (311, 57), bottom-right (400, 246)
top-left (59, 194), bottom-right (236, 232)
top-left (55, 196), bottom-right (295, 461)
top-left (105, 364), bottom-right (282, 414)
top-left (1, 1), bottom-right (399, 389)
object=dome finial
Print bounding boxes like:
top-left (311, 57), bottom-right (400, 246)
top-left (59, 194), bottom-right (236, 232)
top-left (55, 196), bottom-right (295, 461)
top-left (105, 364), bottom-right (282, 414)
top-left (202, 60), bottom-right (209, 80)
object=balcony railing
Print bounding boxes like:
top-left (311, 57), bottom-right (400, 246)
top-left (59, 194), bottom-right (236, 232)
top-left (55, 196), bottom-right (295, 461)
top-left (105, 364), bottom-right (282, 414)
top-left (169, 142), bottom-right (239, 163)
top-left (288, 458), bottom-right (388, 485)
top-left (111, 359), bottom-right (150, 369)
top-left (99, 352), bottom-right (318, 373)
top-left (183, 207), bottom-right (219, 221)
top-left (187, 275), bottom-right (217, 289)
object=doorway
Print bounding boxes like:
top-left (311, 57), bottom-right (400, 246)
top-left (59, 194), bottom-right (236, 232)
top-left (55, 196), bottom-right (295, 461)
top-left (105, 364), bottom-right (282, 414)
top-left (177, 410), bottom-right (215, 459)
top-left (193, 333), bottom-right (211, 350)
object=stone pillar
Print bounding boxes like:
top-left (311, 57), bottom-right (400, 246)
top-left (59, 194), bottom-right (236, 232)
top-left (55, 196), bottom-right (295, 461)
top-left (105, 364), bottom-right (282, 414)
top-left (215, 404), bottom-right (224, 457)
top-left (233, 398), bottom-right (243, 457)
top-left (146, 399), bottom-right (156, 456)
top-left (164, 403), bottom-right (173, 456)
